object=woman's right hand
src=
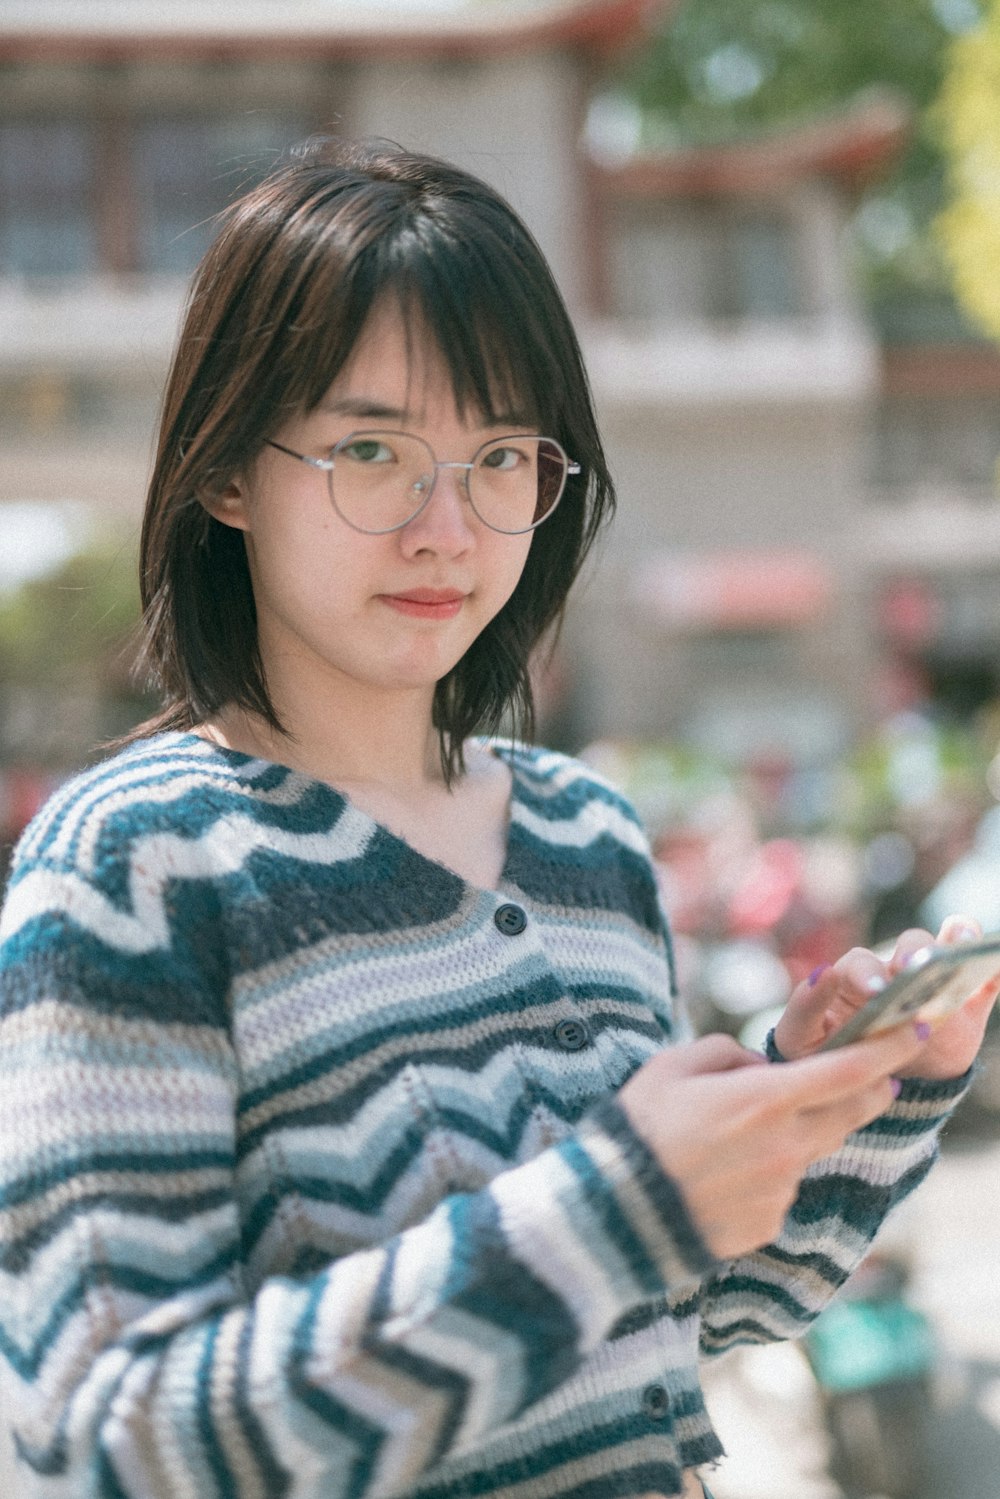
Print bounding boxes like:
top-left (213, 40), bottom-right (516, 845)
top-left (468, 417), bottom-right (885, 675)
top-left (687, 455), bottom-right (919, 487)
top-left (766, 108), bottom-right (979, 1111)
top-left (617, 1025), bottom-right (925, 1261)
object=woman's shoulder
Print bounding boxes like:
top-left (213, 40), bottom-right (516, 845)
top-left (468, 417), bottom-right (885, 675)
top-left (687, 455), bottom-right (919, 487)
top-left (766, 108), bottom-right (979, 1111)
top-left (6, 732), bottom-right (316, 904)
top-left (501, 739), bottom-right (639, 805)
top-left (498, 740), bottom-right (650, 848)
top-left (0, 730), bottom-right (330, 955)
top-left (4, 729), bottom-right (367, 905)
top-left (10, 733), bottom-right (235, 870)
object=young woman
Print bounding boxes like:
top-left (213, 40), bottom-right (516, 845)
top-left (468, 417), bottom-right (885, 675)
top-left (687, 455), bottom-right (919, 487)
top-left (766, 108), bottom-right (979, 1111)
top-left (0, 139), bottom-right (992, 1499)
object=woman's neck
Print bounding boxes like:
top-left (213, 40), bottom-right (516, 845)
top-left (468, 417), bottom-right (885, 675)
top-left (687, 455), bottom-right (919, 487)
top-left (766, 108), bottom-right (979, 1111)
top-left (200, 691), bottom-right (445, 794)
top-left (197, 699), bottom-right (513, 891)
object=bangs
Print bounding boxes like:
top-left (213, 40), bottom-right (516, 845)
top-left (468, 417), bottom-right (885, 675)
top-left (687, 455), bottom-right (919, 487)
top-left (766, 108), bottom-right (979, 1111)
top-left (392, 239), bottom-right (554, 430)
top-left (294, 201), bottom-right (562, 433)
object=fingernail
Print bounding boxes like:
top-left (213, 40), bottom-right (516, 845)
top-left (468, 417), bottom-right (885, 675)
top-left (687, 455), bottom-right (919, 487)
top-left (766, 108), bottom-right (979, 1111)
top-left (938, 915), bottom-right (980, 944)
top-left (808, 964), bottom-right (830, 988)
top-left (915, 1021), bottom-right (932, 1041)
top-left (891, 1078), bottom-right (902, 1098)
top-left (865, 976), bottom-right (888, 994)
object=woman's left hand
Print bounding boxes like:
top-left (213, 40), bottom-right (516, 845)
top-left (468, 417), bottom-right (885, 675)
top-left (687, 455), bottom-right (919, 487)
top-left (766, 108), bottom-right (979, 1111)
top-left (773, 915), bottom-right (1000, 1081)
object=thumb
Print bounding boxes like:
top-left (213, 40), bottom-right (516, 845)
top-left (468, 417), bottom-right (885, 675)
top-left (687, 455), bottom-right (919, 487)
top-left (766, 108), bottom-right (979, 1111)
top-left (774, 1021), bottom-right (924, 1104)
top-left (663, 1033), bottom-right (769, 1079)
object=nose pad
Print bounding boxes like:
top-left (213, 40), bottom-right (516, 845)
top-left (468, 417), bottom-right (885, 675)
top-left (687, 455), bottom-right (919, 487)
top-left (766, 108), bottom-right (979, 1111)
top-left (423, 466), bottom-right (467, 513)
top-left (402, 464), bottom-right (473, 546)
top-left (405, 472), bottom-right (436, 525)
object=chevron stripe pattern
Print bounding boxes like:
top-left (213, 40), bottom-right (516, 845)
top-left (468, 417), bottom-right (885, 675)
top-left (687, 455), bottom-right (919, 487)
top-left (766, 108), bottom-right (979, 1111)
top-left (0, 732), bottom-right (967, 1498)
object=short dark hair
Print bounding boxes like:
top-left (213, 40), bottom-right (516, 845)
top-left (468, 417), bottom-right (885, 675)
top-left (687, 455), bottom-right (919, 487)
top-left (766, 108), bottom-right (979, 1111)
top-left (134, 137), bottom-right (615, 778)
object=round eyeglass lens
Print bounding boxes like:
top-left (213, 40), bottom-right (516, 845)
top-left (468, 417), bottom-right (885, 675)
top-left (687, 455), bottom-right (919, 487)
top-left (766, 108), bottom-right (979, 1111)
top-left (327, 432), bottom-right (569, 534)
top-left (470, 436), bottom-right (568, 533)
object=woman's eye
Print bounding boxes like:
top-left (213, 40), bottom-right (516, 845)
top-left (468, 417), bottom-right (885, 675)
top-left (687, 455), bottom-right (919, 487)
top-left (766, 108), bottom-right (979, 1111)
top-left (341, 438), bottom-right (395, 463)
top-left (481, 445), bottom-right (523, 472)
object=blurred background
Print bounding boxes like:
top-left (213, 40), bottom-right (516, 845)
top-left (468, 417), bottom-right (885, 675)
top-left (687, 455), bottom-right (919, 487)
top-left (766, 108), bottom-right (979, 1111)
top-left (4, 0), bottom-right (1000, 1493)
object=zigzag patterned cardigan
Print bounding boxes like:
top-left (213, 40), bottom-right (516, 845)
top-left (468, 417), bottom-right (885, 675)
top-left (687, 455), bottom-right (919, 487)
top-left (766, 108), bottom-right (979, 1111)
top-left (0, 733), bottom-right (967, 1499)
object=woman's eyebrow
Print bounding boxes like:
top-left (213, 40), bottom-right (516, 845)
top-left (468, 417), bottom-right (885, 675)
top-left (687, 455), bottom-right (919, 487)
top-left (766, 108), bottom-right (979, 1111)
top-left (319, 396), bottom-right (407, 421)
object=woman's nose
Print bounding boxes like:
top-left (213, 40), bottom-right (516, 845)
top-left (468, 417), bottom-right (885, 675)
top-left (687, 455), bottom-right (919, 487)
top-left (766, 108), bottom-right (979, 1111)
top-left (401, 463), bottom-right (475, 552)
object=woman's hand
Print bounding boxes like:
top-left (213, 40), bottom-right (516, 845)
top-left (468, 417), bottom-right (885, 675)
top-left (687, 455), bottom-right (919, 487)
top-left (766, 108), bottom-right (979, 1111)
top-left (774, 915), bottom-right (1000, 1080)
top-left (617, 1024), bottom-right (925, 1260)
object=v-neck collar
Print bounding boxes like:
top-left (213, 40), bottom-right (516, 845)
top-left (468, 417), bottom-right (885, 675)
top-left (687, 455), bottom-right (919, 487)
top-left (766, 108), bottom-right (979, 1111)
top-left (164, 730), bottom-right (524, 899)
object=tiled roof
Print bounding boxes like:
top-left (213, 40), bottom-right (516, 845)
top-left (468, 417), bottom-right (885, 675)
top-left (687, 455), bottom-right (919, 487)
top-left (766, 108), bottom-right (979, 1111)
top-left (592, 93), bottom-right (910, 195)
top-left (0, 0), bottom-right (671, 58)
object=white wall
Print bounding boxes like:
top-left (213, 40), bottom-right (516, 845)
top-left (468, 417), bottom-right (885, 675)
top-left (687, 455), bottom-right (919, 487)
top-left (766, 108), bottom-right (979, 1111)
top-left (351, 51), bottom-right (585, 311)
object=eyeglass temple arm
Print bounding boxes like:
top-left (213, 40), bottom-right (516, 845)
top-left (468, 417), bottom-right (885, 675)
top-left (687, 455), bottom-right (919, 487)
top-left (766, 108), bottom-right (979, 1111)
top-left (266, 439), bottom-right (334, 471)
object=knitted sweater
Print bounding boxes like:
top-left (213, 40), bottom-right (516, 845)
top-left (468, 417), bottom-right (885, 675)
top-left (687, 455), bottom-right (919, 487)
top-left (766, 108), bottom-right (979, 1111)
top-left (0, 732), bottom-right (966, 1499)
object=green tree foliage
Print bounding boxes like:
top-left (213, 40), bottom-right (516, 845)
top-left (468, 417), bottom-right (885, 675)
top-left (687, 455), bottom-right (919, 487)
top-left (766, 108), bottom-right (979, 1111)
top-left (936, 0), bottom-right (1000, 340)
top-left (0, 542), bottom-right (153, 764)
top-left (623, 0), bottom-right (973, 139)
top-left (0, 544), bottom-right (139, 684)
top-left (612, 0), bottom-right (984, 308)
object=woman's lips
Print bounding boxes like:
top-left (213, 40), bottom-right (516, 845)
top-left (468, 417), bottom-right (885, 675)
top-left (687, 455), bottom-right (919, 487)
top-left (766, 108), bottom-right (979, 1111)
top-left (379, 589), bottom-right (466, 619)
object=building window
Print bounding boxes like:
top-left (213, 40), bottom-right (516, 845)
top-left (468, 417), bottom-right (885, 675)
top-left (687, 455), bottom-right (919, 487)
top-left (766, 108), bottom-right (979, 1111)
top-left (720, 213), bottom-right (799, 320)
top-left (873, 394), bottom-right (1000, 491)
top-left (0, 110), bottom-right (308, 281)
top-left (0, 373), bottom-right (159, 440)
top-left (133, 115), bottom-right (306, 275)
top-left (610, 200), bottom-right (803, 325)
top-left (0, 120), bottom-right (98, 278)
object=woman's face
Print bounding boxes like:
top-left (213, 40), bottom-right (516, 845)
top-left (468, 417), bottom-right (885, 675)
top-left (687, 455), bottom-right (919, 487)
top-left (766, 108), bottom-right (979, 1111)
top-left (209, 301), bottom-right (536, 716)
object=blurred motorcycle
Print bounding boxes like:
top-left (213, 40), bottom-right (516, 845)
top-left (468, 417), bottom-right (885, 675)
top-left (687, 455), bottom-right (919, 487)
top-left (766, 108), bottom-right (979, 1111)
top-left (802, 1249), bottom-right (935, 1499)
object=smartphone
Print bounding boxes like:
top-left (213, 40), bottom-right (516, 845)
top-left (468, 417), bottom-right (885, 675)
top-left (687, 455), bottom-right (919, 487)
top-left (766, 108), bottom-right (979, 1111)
top-left (818, 935), bottom-right (1000, 1051)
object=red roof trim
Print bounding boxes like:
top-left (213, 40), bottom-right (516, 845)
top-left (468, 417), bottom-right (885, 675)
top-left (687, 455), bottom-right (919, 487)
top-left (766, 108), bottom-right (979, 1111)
top-left (592, 95), bottom-right (910, 196)
top-left (882, 345), bottom-right (1000, 397)
top-left (635, 550), bottom-right (834, 631)
top-left (0, 0), bottom-right (671, 63)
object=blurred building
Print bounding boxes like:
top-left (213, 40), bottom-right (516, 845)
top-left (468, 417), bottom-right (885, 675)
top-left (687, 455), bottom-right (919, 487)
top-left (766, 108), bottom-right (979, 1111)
top-left (578, 95), bottom-right (910, 764)
top-left (3, 0), bottom-right (1000, 779)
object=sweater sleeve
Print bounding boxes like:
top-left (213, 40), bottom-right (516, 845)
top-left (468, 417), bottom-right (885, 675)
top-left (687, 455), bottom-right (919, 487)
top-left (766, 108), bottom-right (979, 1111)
top-left (697, 1069), bottom-right (969, 1355)
top-left (0, 858), bottom-right (716, 1499)
top-left (621, 822), bottom-right (970, 1357)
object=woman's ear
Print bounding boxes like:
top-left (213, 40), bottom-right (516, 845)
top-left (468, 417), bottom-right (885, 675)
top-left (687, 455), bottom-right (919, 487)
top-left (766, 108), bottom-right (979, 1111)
top-left (200, 476), bottom-right (252, 532)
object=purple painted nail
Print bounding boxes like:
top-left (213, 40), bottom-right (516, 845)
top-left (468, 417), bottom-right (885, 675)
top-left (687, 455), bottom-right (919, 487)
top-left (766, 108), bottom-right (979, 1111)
top-left (808, 964), bottom-right (830, 988)
top-left (915, 1021), bottom-right (932, 1042)
top-left (891, 1078), bottom-right (903, 1098)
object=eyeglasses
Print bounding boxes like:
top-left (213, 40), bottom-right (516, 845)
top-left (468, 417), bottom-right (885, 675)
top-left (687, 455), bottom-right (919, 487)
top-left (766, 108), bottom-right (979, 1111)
top-left (265, 430), bottom-right (579, 535)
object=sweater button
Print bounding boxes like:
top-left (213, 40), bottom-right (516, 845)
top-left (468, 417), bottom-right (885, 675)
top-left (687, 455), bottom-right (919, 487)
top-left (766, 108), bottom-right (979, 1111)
top-left (554, 1017), bottom-right (589, 1051)
top-left (494, 903), bottom-right (527, 936)
top-left (642, 1383), bottom-right (669, 1420)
